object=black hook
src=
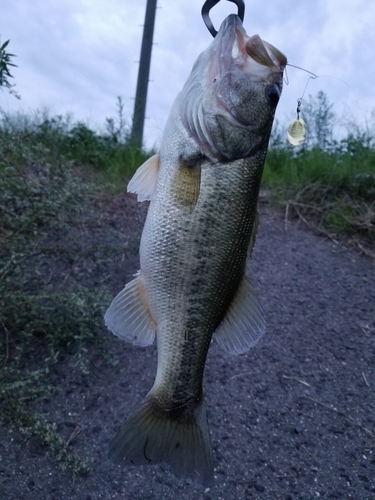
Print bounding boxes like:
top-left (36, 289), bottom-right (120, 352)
top-left (201, 0), bottom-right (245, 37)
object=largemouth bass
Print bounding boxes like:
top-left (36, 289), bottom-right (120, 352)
top-left (105, 14), bottom-right (286, 486)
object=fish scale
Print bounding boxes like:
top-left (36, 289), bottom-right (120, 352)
top-left (105, 13), bottom-right (286, 486)
top-left (145, 159), bottom-right (259, 398)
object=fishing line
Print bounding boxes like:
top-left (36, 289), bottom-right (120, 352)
top-left (284, 63), bottom-right (350, 147)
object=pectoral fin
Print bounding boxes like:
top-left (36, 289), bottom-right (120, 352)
top-left (214, 274), bottom-right (265, 355)
top-left (127, 154), bottom-right (160, 202)
top-left (104, 271), bottom-right (156, 346)
top-left (172, 163), bottom-right (201, 213)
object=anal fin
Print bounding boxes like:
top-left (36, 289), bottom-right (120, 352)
top-left (104, 271), bottom-right (156, 346)
top-left (214, 273), bottom-right (265, 355)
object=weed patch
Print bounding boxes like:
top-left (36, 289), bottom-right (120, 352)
top-left (2, 392), bottom-right (91, 475)
top-left (0, 119), bottom-right (112, 473)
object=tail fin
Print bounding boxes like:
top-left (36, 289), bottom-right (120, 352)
top-left (108, 396), bottom-right (214, 486)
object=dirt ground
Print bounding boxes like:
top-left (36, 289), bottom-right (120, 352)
top-left (1, 192), bottom-right (374, 500)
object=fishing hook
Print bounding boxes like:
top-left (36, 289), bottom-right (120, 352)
top-left (202, 0), bottom-right (245, 37)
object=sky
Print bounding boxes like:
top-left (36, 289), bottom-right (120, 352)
top-left (1, 0), bottom-right (375, 148)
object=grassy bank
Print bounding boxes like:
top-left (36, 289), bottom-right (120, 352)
top-left (263, 93), bottom-right (375, 254)
top-left (0, 105), bottom-right (150, 473)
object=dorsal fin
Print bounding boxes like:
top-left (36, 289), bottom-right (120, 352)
top-left (127, 153), bottom-right (160, 202)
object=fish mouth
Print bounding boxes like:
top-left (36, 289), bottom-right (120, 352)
top-left (211, 14), bottom-right (287, 77)
top-left (245, 35), bottom-right (287, 71)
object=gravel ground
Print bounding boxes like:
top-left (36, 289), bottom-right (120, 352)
top-left (1, 193), bottom-right (374, 500)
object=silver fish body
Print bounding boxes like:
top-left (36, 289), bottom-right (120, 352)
top-left (105, 14), bottom-right (286, 486)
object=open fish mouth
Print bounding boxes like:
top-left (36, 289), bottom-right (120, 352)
top-left (245, 35), bottom-right (287, 70)
top-left (208, 14), bottom-right (287, 80)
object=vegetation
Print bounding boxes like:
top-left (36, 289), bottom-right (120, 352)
top-left (0, 102), bottom-right (151, 474)
top-left (264, 91), bottom-right (375, 254)
top-left (0, 38), bottom-right (20, 99)
top-left (0, 113), bottom-right (100, 474)
top-left (0, 98), bottom-right (150, 182)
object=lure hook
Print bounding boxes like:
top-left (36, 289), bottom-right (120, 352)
top-left (201, 0), bottom-right (245, 37)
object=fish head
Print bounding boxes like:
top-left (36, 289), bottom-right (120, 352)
top-left (180, 14), bottom-right (287, 162)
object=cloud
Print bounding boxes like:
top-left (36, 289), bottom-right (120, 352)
top-left (1, 0), bottom-right (374, 148)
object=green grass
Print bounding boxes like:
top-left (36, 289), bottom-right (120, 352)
top-left (264, 137), bottom-right (375, 192)
top-left (0, 101), bottom-right (152, 184)
top-left (263, 144), bottom-right (375, 249)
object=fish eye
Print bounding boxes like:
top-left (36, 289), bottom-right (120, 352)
top-left (267, 85), bottom-right (280, 105)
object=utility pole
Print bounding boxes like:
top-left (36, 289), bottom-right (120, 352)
top-left (130, 0), bottom-right (157, 149)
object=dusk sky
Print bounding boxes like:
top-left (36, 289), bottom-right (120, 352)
top-left (1, 0), bottom-right (374, 148)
